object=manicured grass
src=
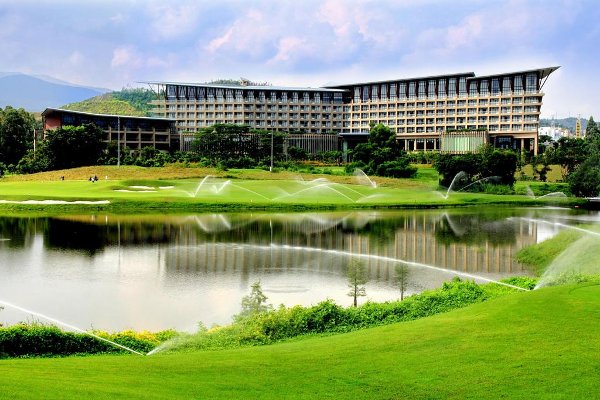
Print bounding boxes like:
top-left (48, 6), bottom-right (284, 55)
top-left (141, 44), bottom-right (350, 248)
top-left (515, 229), bottom-right (583, 275)
top-left (0, 166), bottom-right (583, 212)
top-left (1, 283), bottom-right (599, 399)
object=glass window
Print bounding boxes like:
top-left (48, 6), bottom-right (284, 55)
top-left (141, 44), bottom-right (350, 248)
top-left (513, 75), bottom-right (523, 94)
top-left (428, 79), bottom-right (436, 98)
top-left (480, 81), bottom-right (489, 95)
top-left (526, 73), bottom-right (537, 93)
top-left (491, 79), bottom-right (500, 95)
top-left (408, 82), bottom-right (416, 99)
top-left (389, 84), bottom-right (397, 101)
top-left (372, 85), bottom-right (378, 100)
top-left (418, 81), bottom-right (426, 99)
top-left (399, 83), bottom-right (407, 100)
top-left (354, 87), bottom-right (360, 102)
top-left (458, 77), bottom-right (467, 97)
top-left (381, 84), bottom-right (387, 100)
top-left (502, 77), bottom-right (512, 95)
top-left (362, 86), bottom-right (370, 101)
top-left (437, 79), bottom-right (446, 98)
top-left (448, 78), bottom-right (457, 97)
top-left (469, 82), bottom-right (478, 96)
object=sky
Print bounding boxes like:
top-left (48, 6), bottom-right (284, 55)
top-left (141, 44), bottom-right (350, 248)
top-left (0, 0), bottom-right (598, 118)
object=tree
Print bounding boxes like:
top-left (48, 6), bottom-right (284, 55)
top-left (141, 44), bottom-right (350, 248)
top-left (547, 137), bottom-right (587, 180)
top-left (44, 124), bottom-right (105, 170)
top-left (0, 106), bottom-right (36, 166)
top-left (395, 264), bottom-right (410, 301)
top-left (585, 116), bottom-right (600, 142)
top-left (350, 123), bottom-right (417, 178)
top-left (434, 145), bottom-right (517, 188)
top-left (347, 259), bottom-right (368, 307)
top-left (235, 280), bottom-right (273, 321)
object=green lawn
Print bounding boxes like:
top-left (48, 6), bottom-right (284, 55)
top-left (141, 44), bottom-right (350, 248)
top-left (0, 172), bottom-right (582, 212)
top-left (1, 283), bottom-right (598, 399)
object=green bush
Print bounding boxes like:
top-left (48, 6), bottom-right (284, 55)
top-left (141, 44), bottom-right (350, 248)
top-left (0, 324), bottom-right (176, 358)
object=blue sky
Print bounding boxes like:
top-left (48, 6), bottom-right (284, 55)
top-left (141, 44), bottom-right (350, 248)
top-left (0, 0), bottom-right (598, 118)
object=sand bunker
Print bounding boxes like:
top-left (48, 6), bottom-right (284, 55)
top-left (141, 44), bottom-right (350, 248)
top-left (0, 200), bottom-right (110, 205)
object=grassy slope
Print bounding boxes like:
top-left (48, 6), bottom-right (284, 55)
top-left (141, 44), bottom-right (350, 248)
top-left (1, 283), bottom-right (599, 399)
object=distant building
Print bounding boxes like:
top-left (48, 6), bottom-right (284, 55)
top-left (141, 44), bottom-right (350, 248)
top-left (146, 66), bottom-right (558, 155)
top-left (538, 126), bottom-right (570, 141)
top-left (41, 108), bottom-right (176, 151)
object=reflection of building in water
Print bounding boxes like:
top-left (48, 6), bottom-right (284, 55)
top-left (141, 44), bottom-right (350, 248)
top-left (165, 212), bottom-right (537, 280)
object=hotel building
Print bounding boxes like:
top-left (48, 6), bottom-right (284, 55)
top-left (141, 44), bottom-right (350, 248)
top-left (146, 66), bottom-right (558, 155)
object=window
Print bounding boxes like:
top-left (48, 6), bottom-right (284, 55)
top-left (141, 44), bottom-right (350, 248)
top-left (389, 84), bottom-right (397, 101)
top-left (437, 79), bottom-right (446, 98)
top-left (480, 80), bottom-right (489, 96)
top-left (399, 83), bottom-right (407, 100)
top-left (408, 82), bottom-right (416, 99)
top-left (354, 87), bottom-right (361, 102)
top-left (502, 77), bottom-right (512, 95)
top-left (418, 81), bottom-right (426, 99)
top-left (448, 78), bottom-right (457, 97)
top-left (371, 85), bottom-right (378, 100)
top-left (428, 79), bottom-right (436, 98)
top-left (458, 77), bottom-right (467, 97)
top-left (362, 86), bottom-right (370, 101)
top-left (513, 75), bottom-right (523, 94)
top-left (381, 84), bottom-right (387, 100)
top-left (469, 82), bottom-right (478, 97)
top-left (491, 79), bottom-right (500, 95)
top-left (526, 73), bottom-right (537, 93)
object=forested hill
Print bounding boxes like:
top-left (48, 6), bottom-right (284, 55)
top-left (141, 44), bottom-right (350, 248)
top-left (540, 117), bottom-right (588, 132)
top-left (61, 88), bottom-right (156, 117)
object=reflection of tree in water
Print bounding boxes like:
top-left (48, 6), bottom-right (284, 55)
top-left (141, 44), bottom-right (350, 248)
top-left (44, 219), bottom-right (106, 256)
top-left (435, 213), bottom-right (517, 246)
top-left (0, 217), bottom-right (47, 249)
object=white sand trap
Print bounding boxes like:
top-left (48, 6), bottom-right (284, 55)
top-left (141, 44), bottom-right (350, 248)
top-left (115, 189), bottom-right (157, 193)
top-left (159, 186), bottom-right (175, 189)
top-left (0, 200), bottom-right (110, 205)
top-left (130, 185), bottom-right (155, 189)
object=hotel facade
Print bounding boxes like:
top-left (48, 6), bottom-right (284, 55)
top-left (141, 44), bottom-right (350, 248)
top-left (146, 66), bottom-right (558, 155)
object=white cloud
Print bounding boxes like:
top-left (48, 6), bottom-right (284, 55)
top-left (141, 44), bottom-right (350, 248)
top-left (146, 2), bottom-right (205, 40)
top-left (111, 46), bottom-right (141, 68)
top-left (268, 37), bottom-right (309, 64)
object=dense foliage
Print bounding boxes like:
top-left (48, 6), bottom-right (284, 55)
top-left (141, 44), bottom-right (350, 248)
top-left (434, 145), bottom-right (518, 188)
top-left (158, 278), bottom-right (522, 352)
top-left (0, 107), bottom-right (36, 168)
top-left (349, 123), bottom-right (417, 178)
top-left (192, 123), bottom-right (285, 167)
top-left (566, 117), bottom-right (600, 197)
top-left (0, 325), bottom-right (176, 358)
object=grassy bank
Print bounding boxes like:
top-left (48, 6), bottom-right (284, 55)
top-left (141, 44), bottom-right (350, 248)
top-left (1, 283), bottom-right (598, 399)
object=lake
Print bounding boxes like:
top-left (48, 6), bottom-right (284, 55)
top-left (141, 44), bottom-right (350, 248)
top-left (0, 207), bottom-right (587, 332)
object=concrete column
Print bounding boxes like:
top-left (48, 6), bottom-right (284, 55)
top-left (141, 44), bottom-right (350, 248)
top-left (533, 136), bottom-right (538, 156)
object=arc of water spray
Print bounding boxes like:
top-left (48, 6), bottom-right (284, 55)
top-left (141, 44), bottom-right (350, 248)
top-left (0, 300), bottom-right (146, 356)
top-left (212, 243), bottom-right (528, 291)
top-left (516, 217), bottom-right (600, 238)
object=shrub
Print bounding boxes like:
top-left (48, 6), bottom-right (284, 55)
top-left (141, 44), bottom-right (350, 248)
top-left (0, 324), bottom-right (176, 358)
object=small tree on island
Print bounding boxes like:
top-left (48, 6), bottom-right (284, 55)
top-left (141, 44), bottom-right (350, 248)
top-left (234, 280), bottom-right (273, 321)
top-left (347, 259), bottom-right (368, 307)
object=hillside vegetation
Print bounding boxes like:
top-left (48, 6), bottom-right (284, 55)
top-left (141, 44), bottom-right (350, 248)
top-left (61, 88), bottom-right (156, 116)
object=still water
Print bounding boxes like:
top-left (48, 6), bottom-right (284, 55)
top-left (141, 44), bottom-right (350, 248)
top-left (0, 207), bottom-right (585, 332)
